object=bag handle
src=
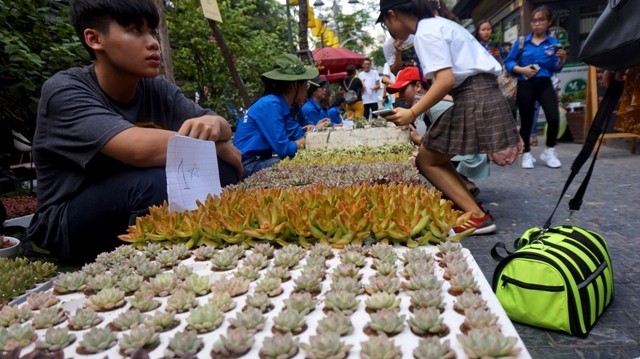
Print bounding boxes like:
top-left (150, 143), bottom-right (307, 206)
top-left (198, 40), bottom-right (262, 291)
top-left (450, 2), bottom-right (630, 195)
top-left (490, 241), bottom-right (514, 261)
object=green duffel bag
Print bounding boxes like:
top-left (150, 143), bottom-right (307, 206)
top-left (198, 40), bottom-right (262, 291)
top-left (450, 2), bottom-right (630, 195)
top-left (491, 225), bottom-right (614, 337)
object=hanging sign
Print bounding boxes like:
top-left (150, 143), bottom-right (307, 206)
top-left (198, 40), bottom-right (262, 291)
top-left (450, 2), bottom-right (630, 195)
top-left (200, 0), bottom-right (222, 22)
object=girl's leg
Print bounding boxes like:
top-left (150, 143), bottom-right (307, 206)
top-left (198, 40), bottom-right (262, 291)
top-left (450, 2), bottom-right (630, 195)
top-left (531, 101), bottom-right (540, 146)
top-left (537, 79), bottom-right (560, 148)
top-left (516, 81), bottom-right (538, 153)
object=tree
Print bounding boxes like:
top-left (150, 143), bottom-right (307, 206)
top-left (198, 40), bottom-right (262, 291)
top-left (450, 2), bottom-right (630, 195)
top-left (152, 0), bottom-right (175, 83)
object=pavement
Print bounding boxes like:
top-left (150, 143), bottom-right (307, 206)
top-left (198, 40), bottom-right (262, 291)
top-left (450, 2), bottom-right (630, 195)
top-left (460, 139), bottom-right (640, 359)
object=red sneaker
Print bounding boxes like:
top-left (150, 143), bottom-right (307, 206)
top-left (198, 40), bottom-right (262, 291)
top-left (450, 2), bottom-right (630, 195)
top-left (453, 213), bottom-right (496, 235)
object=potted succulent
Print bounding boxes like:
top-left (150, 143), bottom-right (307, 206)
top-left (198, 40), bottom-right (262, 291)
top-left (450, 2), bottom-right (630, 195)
top-left (164, 330), bottom-right (203, 358)
top-left (413, 337), bottom-right (455, 359)
top-left (259, 333), bottom-right (299, 359)
top-left (300, 332), bottom-right (352, 359)
top-left (316, 310), bottom-right (354, 336)
top-left (360, 334), bottom-right (402, 359)
top-left (365, 309), bottom-right (406, 337)
top-left (211, 327), bottom-right (254, 358)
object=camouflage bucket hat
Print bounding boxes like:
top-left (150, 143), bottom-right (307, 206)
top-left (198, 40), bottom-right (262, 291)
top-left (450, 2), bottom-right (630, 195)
top-left (261, 54), bottom-right (319, 82)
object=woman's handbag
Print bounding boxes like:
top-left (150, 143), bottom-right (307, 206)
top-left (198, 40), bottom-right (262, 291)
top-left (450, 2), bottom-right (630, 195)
top-left (579, 0), bottom-right (640, 70)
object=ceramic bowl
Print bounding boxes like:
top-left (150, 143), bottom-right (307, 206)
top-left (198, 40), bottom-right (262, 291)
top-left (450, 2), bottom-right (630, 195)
top-left (0, 236), bottom-right (20, 257)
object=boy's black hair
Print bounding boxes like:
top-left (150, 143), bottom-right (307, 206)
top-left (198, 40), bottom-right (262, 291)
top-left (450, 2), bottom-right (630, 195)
top-left (382, 0), bottom-right (457, 24)
top-left (346, 65), bottom-right (357, 76)
top-left (71, 0), bottom-right (160, 59)
top-left (331, 94), bottom-right (345, 107)
top-left (262, 79), bottom-right (306, 97)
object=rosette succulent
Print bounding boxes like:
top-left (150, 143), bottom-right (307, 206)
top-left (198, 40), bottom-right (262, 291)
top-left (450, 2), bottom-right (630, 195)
top-left (331, 263), bottom-right (361, 280)
top-left (310, 243), bottom-right (333, 258)
top-left (360, 334), bottom-right (402, 359)
top-left (229, 307), bottom-right (266, 333)
top-left (372, 260), bottom-right (397, 277)
top-left (316, 311), bottom-right (353, 336)
top-left (403, 260), bottom-right (434, 279)
top-left (112, 309), bottom-right (147, 331)
top-left (305, 255), bottom-right (327, 270)
top-left (413, 337), bottom-right (455, 359)
top-left (264, 266), bottom-right (292, 281)
top-left (402, 248), bottom-right (429, 264)
top-left (369, 243), bottom-right (394, 260)
top-left (260, 333), bottom-right (299, 359)
top-left (243, 252), bottom-right (269, 269)
top-left (225, 244), bottom-right (245, 259)
top-left (293, 273), bottom-right (322, 295)
top-left (272, 309), bottom-right (306, 334)
top-left (462, 308), bottom-right (500, 333)
top-left (32, 306), bottom-right (67, 329)
top-left (82, 262), bottom-right (106, 276)
top-left (212, 276), bottom-right (250, 297)
top-left (172, 265), bottom-right (194, 281)
top-left (365, 292), bottom-right (401, 312)
top-left (79, 327), bottom-right (117, 354)
top-left (26, 291), bottom-right (58, 310)
top-left (111, 265), bottom-right (134, 279)
top-left (453, 291), bottom-right (487, 314)
top-left (53, 271), bottom-right (87, 294)
top-left (0, 323), bottom-right (36, 351)
top-left (170, 243), bottom-right (191, 259)
top-left (86, 287), bottom-right (125, 311)
top-left (368, 309), bottom-right (406, 336)
top-left (439, 251), bottom-right (465, 266)
top-left (149, 272), bottom-right (180, 297)
top-left (365, 276), bottom-right (400, 295)
top-left (186, 303), bottom-right (224, 333)
top-left (409, 289), bottom-right (445, 312)
top-left (283, 292), bottom-right (315, 315)
top-left (344, 243), bottom-right (367, 255)
top-left (281, 245), bottom-right (306, 261)
top-left (156, 249), bottom-right (180, 268)
top-left (143, 242), bottom-right (163, 258)
top-left (272, 251), bottom-right (298, 269)
top-left (35, 327), bottom-right (76, 352)
top-left (340, 251), bottom-right (366, 268)
top-left (408, 307), bottom-right (448, 336)
top-left (166, 289), bottom-right (198, 313)
top-left (457, 328), bottom-right (522, 358)
top-left (145, 310), bottom-right (177, 332)
top-left (114, 244), bottom-right (136, 257)
top-left (330, 277), bottom-right (364, 295)
top-left (211, 250), bottom-right (238, 271)
top-left (213, 327), bottom-right (254, 357)
top-left (252, 243), bottom-right (275, 258)
top-left (255, 277), bottom-right (283, 297)
top-left (444, 259), bottom-right (471, 280)
top-left (437, 240), bottom-right (463, 254)
top-left (128, 252), bottom-right (147, 267)
top-left (402, 275), bottom-right (442, 292)
top-left (117, 273), bottom-right (144, 293)
top-left (234, 266), bottom-right (260, 282)
top-left (193, 245), bottom-right (218, 261)
top-left (245, 293), bottom-right (273, 313)
top-left (300, 332), bottom-right (352, 359)
top-left (449, 272), bottom-right (480, 295)
top-left (324, 290), bottom-right (359, 315)
top-left (85, 273), bottom-right (118, 293)
top-left (0, 305), bottom-right (32, 327)
top-left (165, 330), bottom-right (203, 357)
top-left (183, 274), bottom-right (211, 296)
top-left (119, 325), bottom-right (160, 355)
top-left (208, 291), bottom-right (237, 312)
top-left (67, 308), bottom-right (103, 330)
top-left (300, 263), bottom-right (326, 280)
top-left (129, 289), bottom-right (161, 312)
top-left (136, 261), bottom-right (163, 278)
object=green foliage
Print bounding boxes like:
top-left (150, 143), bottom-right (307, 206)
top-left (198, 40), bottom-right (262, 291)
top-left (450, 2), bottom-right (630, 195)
top-left (0, 257), bottom-right (58, 305)
top-left (0, 0), bottom-right (88, 136)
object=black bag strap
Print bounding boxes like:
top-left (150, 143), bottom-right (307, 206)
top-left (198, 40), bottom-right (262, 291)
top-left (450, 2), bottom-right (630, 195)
top-left (490, 241), bottom-right (514, 261)
top-left (542, 78), bottom-right (624, 230)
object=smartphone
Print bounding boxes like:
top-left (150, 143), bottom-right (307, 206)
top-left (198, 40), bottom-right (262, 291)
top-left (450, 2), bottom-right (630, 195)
top-left (372, 109), bottom-right (396, 118)
top-left (531, 64), bottom-right (541, 71)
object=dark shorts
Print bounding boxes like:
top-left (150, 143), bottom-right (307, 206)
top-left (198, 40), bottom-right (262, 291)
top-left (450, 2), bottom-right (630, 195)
top-left (423, 73), bottom-right (520, 155)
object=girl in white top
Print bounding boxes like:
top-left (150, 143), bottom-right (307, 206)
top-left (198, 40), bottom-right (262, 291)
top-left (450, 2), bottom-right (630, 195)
top-left (378, 0), bottom-right (521, 234)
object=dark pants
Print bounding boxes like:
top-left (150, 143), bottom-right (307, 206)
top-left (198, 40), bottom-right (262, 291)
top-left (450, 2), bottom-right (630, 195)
top-left (65, 158), bottom-right (238, 265)
top-left (516, 77), bottom-right (559, 153)
top-left (364, 102), bottom-right (378, 119)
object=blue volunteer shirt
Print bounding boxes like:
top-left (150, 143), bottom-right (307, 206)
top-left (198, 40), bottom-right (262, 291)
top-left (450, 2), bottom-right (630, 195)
top-left (504, 33), bottom-right (563, 81)
top-left (301, 98), bottom-right (327, 126)
top-left (233, 94), bottom-right (300, 160)
top-left (327, 106), bottom-right (343, 126)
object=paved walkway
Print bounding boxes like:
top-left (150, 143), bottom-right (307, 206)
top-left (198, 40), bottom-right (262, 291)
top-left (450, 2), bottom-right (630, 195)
top-left (461, 140), bottom-right (640, 359)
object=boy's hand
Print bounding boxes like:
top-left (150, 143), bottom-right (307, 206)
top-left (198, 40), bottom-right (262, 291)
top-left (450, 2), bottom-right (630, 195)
top-left (216, 141), bottom-right (243, 180)
top-left (179, 115), bottom-right (231, 141)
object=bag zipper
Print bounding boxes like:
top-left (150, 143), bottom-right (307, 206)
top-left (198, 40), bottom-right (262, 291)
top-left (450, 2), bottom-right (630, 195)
top-left (501, 275), bottom-right (564, 291)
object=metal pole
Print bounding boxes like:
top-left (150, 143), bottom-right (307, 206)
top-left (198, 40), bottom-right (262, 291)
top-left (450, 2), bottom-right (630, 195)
top-left (285, 0), bottom-right (294, 52)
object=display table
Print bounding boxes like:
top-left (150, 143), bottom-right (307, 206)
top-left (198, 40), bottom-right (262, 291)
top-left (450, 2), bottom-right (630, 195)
top-left (305, 126), bottom-right (411, 150)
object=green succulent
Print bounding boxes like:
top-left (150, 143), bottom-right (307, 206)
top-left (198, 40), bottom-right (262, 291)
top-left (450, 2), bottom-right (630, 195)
top-left (79, 327), bottom-right (117, 354)
top-left (365, 292), bottom-right (401, 312)
top-left (300, 332), bottom-right (352, 359)
top-left (113, 245), bottom-right (136, 257)
top-left (264, 266), bottom-right (293, 281)
top-left (0, 305), bottom-right (32, 327)
top-left (372, 260), bottom-right (397, 277)
top-left (413, 337), bottom-right (455, 359)
top-left (111, 265), bottom-right (135, 279)
top-left (214, 327), bottom-right (254, 356)
top-left (86, 287), bottom-right (125, 311)
top-left (402, 275), bottom-right (442, 292)
top-left (172, 265), bottom-right (194, 281)
top-left (449, 272), bottom-right (480, 295)
top-left (305, 255), bottom-right (327, 270)
top-left (67, 308), bottom-right (103, 330)
top-left (260, 333), bottom-right (299, 359)
top-left (32, 306), bottom-right (66, 329)
top-left (117, 273), bottom-right (144, 293)
top-left (273, 251), bottom-right (299, 269)
top-left (409, 289), bottom-right (445, 312)
top-left (444, 259), bottom-right (471, 279)
top-left (331, 263), bottom-right (361, 280)
top-left (316, 311), bottom-right (353, 336)
top-left (440, 251), bottom-right (465, 266)
top-left (330, 277), bottom-right (364, 295)
top-left (360, 334), bottom-right (402, 359)
top-left (166, 289), bottom-right (198, 313)
top-left (437, 240), bottom-right (463, 254)
top-left (369, 308), bottom-right (406, 336)
top-left (112, 309), bottom-right (147, 331)
top-left (53, 271), bottom-right (87, 294)
top-left (234, 265), bottom-right (261, 281)
top-left (369, 243), bottom-right (395, 261)
top-left (229, 307), bottom-right (266, 333)
top-left (324, 290), bottom-right (359, 315)
top-left (86, 273), bottom-right (118, 293)
top-left (170, 243), bottom-right (191, 259)
top-left (144, 310), bottom-right (177, 332)
top-left (0, 323), bottom-right (36, 351)
top-left (365, 276), bottom-right (400, 295)
top-left (186, 303), bottom-right (224, 333)
top-left (143, 242), bottom-right (164, 258)
top-left (293, 273), bottom-right (323, 295)
top-left (273, 309), bottom-right (306, 334)
top-left (164, 330), bottom-right (203, 357)
top-left (35, 327), bottom-right (76, 351)
top-left (181, 274), bottom-right (210, 296)
top-left (255, 277), bottom-right (283, 297)
top-left (211, 250), bottom-right (238, 271)
top-left (344, 243), bottom-right (367, 255)
top-left (26, 291), bottom-right (58, 310)
top-left (149, 272), bottom-right (180, 297)
top-left (300, 264), bottom-right (326, 280)
top-left (243, 252), bottom-right (269, 269)
top-left (225, 244), bottom-right (245, 259)
top-left (340, 251), bottom-right (367, 268)
top-left (30, 261), bottom-right (58, 283)
top-left (136, 261), bottom-right (163, 278)
top-left (245, 293), bottom-right (273, 313)
top-left (81, 262), bottom-right (106, 276)
top-left (128, 253), bottom-right (148, 267)
top-left (281, 245), bottom-right (306, 261)
top-left (252, 243), bottom-right (275, 258)
top-left (155, 249), bottom-right (180, 268)
top-left (309, 243), bottom-right (333, 258)
top-left (453, 291), bottom-right (487, 314)
top-left (212, 276), bottom-right (250, 297)
top-left (283, 292), bottom-right (316, 315)
top-left (119, 325), bottom-right (160, 355)
top-left (129, 289), bottom-right (161, 312)
top-left (401, 248), bottom-right (429, 264)
top-left (408, 307), bottom-right (448, 336)
top-left (208, 291), bottom-right (237, 312)
top-left (462, 308), bottom-right (500, 332)
top-left (403, 260), bottom-right (434, 279)
top-left (193, 245), bottom-right (218, 261)
top-left (457, 328), bottom-right (522, 358)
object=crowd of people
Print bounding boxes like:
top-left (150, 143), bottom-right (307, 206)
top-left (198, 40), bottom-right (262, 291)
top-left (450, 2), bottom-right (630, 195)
top-left (26, 0), bottom-right (570, 263)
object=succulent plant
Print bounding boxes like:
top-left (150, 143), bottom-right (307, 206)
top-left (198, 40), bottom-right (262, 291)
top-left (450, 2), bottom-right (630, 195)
top-left (144, 310), bottom-right (178, 332)
top-left (35, 327), bottom-right (76, 351)
top-left (330, 277), bottom-right (364, 295)
top-left (365, 292), bottom-right (401, 312)
top-left (272, 309), bottom-right (306, 334)
top-left (30, 261), bottom-right (58, 283)
top-left (225, 244), bottom-right (245, 259)
top-left (53, 271), bottom-right (87, 294)
top-left (402, 260), bottom-right (434, 279)
top-left (453, 291), bottom-right (488, 314)
top-left (166, 289), bottom-right (198, 313)
top-left (136, 261), bottom-right (163, 278)
top-left (128, 252), bottom-right (148, 267)
top-left (149, 272), bottom-right (180, 297)
top-left (360, 334), bottom-right (402, 359)
top-left (243, 252), bottom-right (270, 269)
top-left (79, 327), bottom-right (117, 354)
top-left (156, 249), bottom-right (180, 268)
top-left (409, 289), bottom-right (445, 312)
top-left (252, 243), bottom-right (275, 258)
top-left (283, 292), bottom-right (316, 315)
top-left (332, 263), bottom-right (361, 281)
top-left (372, 260), bottom-right (397, 277)
top-left (264, 266), bottom-right (292, 282)
top-left (26, 291), bottom-right (58, 310)
top-left (457, 328), bottom-right (522, 358)
top-left (32, 306), bottom-right (67, 329)
top-left (449, 272), bottom-right (480, 295)
top-left (413, 337), bottom-right (455, 359)
top-left (234, 265), bottom-right (261, 281)
top-left (439, 251), bottom-right (465, 266)
top-left (310, 243), bottom-right (333, 258)
top-left (281, 245), bottom-right (306, 261)
top-left (255, 277), bottom-right (283, 297)
top-left (437, 240), bottom-right (463, 254)
top-left (316, 310), bottom-right (353, 336)
top-left (119, 325), bottom-right (160, 355)
top-left (324, 290), bottom-right (359, 315)
top-left (111, 265), bottom-right (135, 279)
top-left (402, 275), bottom-right (442, 292)
top-left (117, 273), bottom-right (144, 293)
top-left (340, 251), bottom-right (367, 267)
top-left (85, 273), bottom-right (118, 293)
top-left (0, 305), bottom-right (32, 327)
top-left (213, 327), bottom-right (255, 356)
top-left (0, 323), bottom-right (36, 351)
top-left (111, 309), bottom-right (147, 331)
top-left (408, 307), bottom-right (448, 336)
top-left (164, 330), bottom-right (203, 357)
top-left (172, 265), bottom-right (194, 280)
top-left (208, 291), bottom-right (237, 312)
top-left (245, 293), bottom-right (274, 313)
top-left (183, 274), bottom-right (211, 296)
top-left (272, 251), bottom-right (299, 269)
top-left (129, 289), bottom-right (161, 312)
top-left (369, 243), bottom-right (395, 260)
top-left (260, 333), bottom-right (299, 359)
top-left (211, 250), bottom-right (239, 271)
top-left (186, 303), bottom-right (224, 333)
top-left (365, 276), bottom-right (400, 295)
top-left (81, 262), bottom-right (106, 276)
top-left (305, 255), bottom-right (327, 270)
top-left (300, 263), bottom-right (326, 280)
top-left (143, 242), bottom-right (164, 258)
top-left (300, 332), bottom-right (352, 359)
top-left (462, 308), bottom-right (500, 333)
top-left (229, 307), bottom-right (266, 333)
top-left (293, 273), bottom-right (323, 295)
top-left (344, 243), bottom-right (367, 254)
top-left (67, 308), bottom-right (102, 330)
top-left (401, 248), bottom-right (429, 264)
top-left (170, 243), bottom-right (191, 259)
top-left (86, 287), bottom-right (126, 311)
top-left (193, 245), bottom-right (218, 261)
top-left (114, 244), bottom-right (136, 257)
top-left (443, 259), bottom-right (471, 280)
top-left (368, 309), bottom-right (406, 336)
top-left (212, 276), bottom-right (250, 297)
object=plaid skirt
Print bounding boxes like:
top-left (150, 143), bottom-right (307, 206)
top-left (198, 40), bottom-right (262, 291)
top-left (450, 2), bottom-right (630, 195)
top-left (423, 73), bottom-right (520, 155)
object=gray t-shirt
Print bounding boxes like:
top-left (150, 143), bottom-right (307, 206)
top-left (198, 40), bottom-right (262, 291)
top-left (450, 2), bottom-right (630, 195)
top-left (27, 65), bottom-right (212, 255)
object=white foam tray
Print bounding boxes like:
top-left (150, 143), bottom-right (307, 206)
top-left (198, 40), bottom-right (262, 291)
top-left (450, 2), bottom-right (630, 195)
top-left (17, 246), bottom-right (531, 358)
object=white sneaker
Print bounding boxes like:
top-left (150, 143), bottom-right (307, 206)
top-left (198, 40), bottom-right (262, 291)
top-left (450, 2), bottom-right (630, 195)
top-left (521, 152), bottom-right (535, 169)
top-left (540, 148), bottom-right (561, 168)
